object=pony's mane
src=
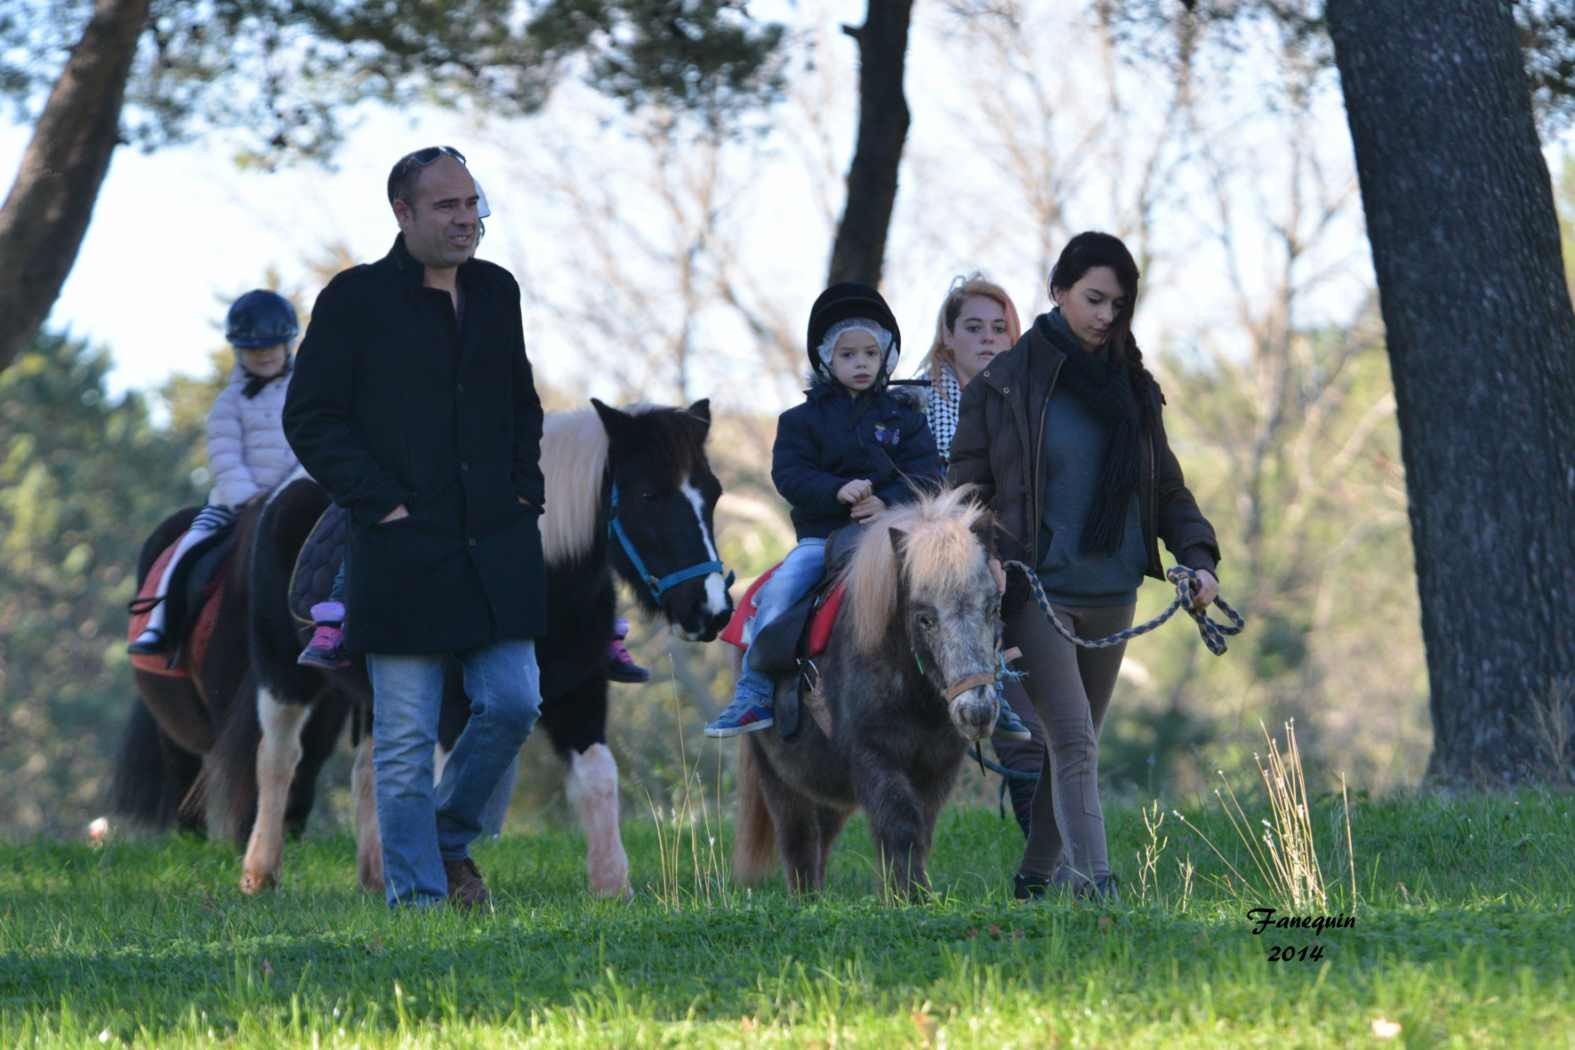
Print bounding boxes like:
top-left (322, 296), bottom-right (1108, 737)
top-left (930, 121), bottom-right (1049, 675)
top-left (541, 409), bottom-right (612, 565)
top-left (540, 403), bottom-right (703, 566)
top-left (842, 486), bottom-right (989, 654)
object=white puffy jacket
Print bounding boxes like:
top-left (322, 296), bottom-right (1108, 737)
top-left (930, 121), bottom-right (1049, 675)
top-left (206, 365), bottom-right (300, 508)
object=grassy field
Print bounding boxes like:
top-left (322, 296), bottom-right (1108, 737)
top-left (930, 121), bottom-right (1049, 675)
top-left (2, 785), bottom-right (1572, 1048)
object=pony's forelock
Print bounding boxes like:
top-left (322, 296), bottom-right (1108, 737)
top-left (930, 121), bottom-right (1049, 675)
top-left (842, 487), bottom-right (988, 654)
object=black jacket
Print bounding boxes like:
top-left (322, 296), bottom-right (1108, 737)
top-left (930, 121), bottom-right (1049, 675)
top-left (771, 379), bottom-right (943, 540)
top-left (283, 235), bottom-right (547, 653)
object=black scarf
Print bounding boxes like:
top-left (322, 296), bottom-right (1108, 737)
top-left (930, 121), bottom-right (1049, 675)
top-left (1037, 310), bottom-right (1155, 556)
top-left (241, 358), bottom-right (291, 399)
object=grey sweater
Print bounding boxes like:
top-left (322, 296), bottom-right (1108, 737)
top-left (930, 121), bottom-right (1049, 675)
top-left (1036, 386), bottom-right (1147, 607)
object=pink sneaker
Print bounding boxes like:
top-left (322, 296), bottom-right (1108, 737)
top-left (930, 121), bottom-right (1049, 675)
top-left (298, 601), bottom-right (350, 670)
top-left (607, 618), bottom-right (650, 684)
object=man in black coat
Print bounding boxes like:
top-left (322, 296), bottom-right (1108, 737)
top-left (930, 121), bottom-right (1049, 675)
top-left (283, 147), bottom-right (545, 910)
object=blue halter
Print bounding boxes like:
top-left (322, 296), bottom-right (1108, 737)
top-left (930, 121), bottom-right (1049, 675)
top-left (608, 482), bottom-right (734, 603)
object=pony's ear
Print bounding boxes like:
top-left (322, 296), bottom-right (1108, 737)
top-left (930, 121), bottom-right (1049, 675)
top-left (685, 398), bottom-right (712, 431)
top-left (591, 398), bottom-right (633, 446)
top-left (969, 508), bottom-right (997, 557)
top-left (887, 526), bottom-right (910, 564)
top-left (681, 399), bottom-right (712, 445)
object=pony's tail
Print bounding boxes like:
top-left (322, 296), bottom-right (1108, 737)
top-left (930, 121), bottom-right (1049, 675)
top-left (732, 738), bottom-right (777, 884)
top-left (110, 700), bottom-right (173, 827)
top-left (207, 668), bottom-right (263, 847)
top-left (110, 700), bottom-right (203, 830)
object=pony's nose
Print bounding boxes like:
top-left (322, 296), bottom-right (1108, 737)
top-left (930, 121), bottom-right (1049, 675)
top-left (686, 621), bottom-right (721, 643)
top-left (949, 688), bottom-right (999, 742)
top-left (706, 609), bottom-right (733, 637)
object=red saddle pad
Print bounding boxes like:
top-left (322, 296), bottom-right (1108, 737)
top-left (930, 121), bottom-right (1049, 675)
top-left (720, 561), bottom-right (846, 660)
top-left (127, 538), bottom-right (227, 679)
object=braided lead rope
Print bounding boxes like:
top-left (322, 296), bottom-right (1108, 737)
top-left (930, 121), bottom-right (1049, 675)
top-left (1000, 560), bottom-right (1246, 656)
top-left (968, 564), bottom-right (1246, 795)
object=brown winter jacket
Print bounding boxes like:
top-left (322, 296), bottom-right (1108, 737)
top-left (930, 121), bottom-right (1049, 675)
top-left (947, 321), bottom-right (1220, 581)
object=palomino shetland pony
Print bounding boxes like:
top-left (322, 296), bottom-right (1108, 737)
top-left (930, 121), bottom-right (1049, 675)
top-left (116, 399), bottom-right (732, 899)
top-left (733, 488), bottom-right (1007, 897)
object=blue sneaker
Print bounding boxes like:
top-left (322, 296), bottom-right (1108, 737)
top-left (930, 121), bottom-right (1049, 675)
top-left (705, 694), bottom-right (774, 738)
top-left (993, 703), bottom-right (1033, 742)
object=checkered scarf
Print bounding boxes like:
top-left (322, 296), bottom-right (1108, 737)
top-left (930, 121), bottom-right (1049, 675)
top-left (924, 363), bottom-right (962, 462)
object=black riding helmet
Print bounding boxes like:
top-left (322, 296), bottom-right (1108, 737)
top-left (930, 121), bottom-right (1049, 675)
top-left (226, 289), bottom-right (300, 349)
top-left (805, 282), bottom-right (902, 380)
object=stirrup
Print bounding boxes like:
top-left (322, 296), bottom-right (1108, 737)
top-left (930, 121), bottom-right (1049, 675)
top-left (127, 627), bottom-right (169, 655)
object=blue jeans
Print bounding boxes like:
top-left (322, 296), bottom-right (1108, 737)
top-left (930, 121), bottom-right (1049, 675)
top-left (734, 538), bottom-right (827, 704)
top-left (367, 639), bottom-right (542, 907)
top-left (478, 754), bottom-right (519, 838)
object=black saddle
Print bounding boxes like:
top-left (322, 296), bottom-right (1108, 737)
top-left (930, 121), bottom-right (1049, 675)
top-left (288, 504), bottom-right (350, 627)
top-left (748, 523), bottom-right (865, 740)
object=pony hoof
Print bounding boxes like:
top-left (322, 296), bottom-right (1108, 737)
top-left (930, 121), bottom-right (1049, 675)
top-left (589, 878), bottom-right (632, 901)
top-left (594, 883), bottom-right (635, 904)
top-left (358, 857), bottom-right (385, 895)
top-left (239, 869), bottom-right (277, 895)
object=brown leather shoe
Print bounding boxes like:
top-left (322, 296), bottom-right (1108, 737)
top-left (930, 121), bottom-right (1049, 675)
top-left (443, 857), bottom-right (491, 910)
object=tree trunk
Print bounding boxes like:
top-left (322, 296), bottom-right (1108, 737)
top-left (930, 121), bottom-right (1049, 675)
top-left (1327, 0), bottom-right (1575, 784)
top-left (825, 0), bottom-right (914, 288)
top-left (0, 0), bottom-right (150, 376)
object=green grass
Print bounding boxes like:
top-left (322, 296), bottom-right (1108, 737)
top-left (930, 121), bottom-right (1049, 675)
top-left (2, 789), bottom-right (1572, 1047)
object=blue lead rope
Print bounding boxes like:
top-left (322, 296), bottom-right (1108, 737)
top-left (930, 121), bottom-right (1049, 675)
top-left (608, 482), bottom-right (735, 603)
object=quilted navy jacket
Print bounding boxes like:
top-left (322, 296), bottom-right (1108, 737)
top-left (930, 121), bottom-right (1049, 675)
top-left (771, 378), bottom-right (943, 540)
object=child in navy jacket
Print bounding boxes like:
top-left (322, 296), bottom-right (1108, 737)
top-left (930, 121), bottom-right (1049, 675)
top-left (706, 282), bottom-right (938, 736)
top-left (706, 284), bottom-right (963, 738)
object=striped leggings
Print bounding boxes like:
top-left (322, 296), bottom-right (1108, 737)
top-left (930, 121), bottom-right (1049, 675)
top-left (140, 504), bottom-right (237, 635)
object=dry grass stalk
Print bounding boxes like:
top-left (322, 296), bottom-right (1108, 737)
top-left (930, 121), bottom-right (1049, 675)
top-left (1525, 677), bottom-right (1574, 781)
top-left (1173, 720), bottom-right (1357, 914)
top-left (645, 656), bottom-right (732, 911)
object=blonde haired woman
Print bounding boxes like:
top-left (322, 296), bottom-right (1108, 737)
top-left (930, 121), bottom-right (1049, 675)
top-left (914, 274), bottom-right (1023, 462)
top-left (911, 274), bottom-right (1040, 825)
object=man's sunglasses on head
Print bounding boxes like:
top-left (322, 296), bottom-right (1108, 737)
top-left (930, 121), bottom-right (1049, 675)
top-left (387, 146), bottom-right (468, 203)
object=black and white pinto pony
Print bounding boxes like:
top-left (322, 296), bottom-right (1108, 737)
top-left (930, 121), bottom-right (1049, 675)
top-left (115, 399), bottom-right (732, 899)
top-left (732, 487), bottom-right (1005, 896)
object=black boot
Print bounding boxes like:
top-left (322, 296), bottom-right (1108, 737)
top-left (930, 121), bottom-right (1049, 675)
top-left (127, 627), bottom-right (169, 656)
top-left (1075, 873), bottom-right (1120, 904)
top-left (1013, 871), bottom-right (1052, 900)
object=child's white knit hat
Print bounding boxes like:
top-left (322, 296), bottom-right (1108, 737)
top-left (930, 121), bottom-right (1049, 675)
top-left (817, 318), bottom-right (898, 377)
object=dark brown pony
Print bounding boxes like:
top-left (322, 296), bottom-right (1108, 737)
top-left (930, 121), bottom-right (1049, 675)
top-left (111, 497), bottom-right (350, 837)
